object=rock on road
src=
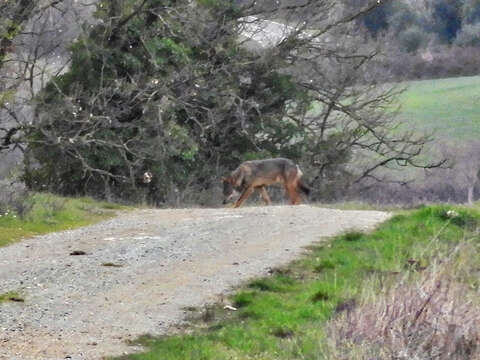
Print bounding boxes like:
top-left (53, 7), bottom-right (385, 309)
top-left (0, 205), bottom-right (390, 359)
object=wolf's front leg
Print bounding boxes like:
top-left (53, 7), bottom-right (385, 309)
top-left (234, 185), bottom-right (255, 208)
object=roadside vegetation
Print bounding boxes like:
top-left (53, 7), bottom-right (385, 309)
top-left (0, 191), bottom-right (127, 247)
top-left (113, 204), bottom-right (480, 360)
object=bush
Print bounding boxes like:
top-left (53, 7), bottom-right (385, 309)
top-left (398, 26), bottom-right (427, 53)
top-left (0, 180), bottom-right (32, 219)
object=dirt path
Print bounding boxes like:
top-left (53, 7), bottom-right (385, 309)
top-left (0, 205), bottom-right (390, 360)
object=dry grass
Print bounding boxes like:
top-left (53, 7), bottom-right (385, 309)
top-left (328, 240), bottom-right (480, 360)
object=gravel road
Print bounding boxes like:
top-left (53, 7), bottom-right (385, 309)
top-left (0, 205), bottom-right (390, 360)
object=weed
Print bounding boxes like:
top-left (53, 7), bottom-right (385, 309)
top-left (271, 327), bottom-right (294, 338)
top-left (233, 291), bottom-right (255, 308)
top-left (102, 262), bottom-right (123, 267)
top-left (312, 290), bottom-right (331, 302)
top-left (436, 208), bottom-right (478, 229)
top-left (0, 291), bottom-right (24, 303)
top-left (247, 276), bottom-right (294, 293)
top-left (248, 279), bottom-right (273, 291)
top-left (334, 299), bottom-right (356, 314)
top-left (343, 231), bottom-right (363, 242)
top-left (207, 324), bottom-right (223, 332)
top-left (314, 259), bottom-right (336, 272)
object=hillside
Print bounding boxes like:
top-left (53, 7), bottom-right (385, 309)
top-left (398, 75), bottom-right (480, 142)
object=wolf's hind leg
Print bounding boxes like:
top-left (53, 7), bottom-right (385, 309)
top-left (258, 186), bottom-right (272, 205)
top-left (285, 182), bottom-right (301, 205)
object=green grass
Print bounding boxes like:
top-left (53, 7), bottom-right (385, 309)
top-left (0, 193), bottom-right (127, 247)
top-left (398, 75), bottom-right (480, 142)
top-left (112, 205), bottom-right (480, 360)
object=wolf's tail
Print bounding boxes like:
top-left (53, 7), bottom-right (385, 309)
top-left (295, 166), bottom-right (311, 196)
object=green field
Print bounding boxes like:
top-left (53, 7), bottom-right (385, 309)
top-left (398, 75), bottom-right (480, 142)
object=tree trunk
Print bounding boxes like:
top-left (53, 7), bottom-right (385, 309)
top-left (467, 185), bottom-right (474, 204)
top-left (103, 176), bottom-right (112, 202)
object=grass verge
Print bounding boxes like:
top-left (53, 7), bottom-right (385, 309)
top-left (0, 193), bottom-right (127, 247)
top-left (111, 205), bottom-right (480, 360)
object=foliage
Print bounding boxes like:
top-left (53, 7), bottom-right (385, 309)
top-left (0, 0), bottom-right (446, 207)
top-left (343, 0), bottom-right (480, 80)
top-left (357, 1), bottom-right (394, 37)
top-left (0, 0), bottom-right (37, 65)
top-left (0, 0), bottom-right (478, 205)
top-left (350, 0), bottom-right (479, 46)
top-left (462, 0), bottom-right (480, 24)
top-left (398, 26), bottom-right (426, 53)
top-left (431, 0), bottom-right (463, 43)
top-left (20, 0), bottom-right (437, 204)
top-left (455, 23), bottom-right (480, 47)
top-left (111, 205), bottom-right (480, 359)
top-left (27, 0), bottom-right (314, 204)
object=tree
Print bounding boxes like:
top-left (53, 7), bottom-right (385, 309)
top-left (360, 1), bottom-right (394, 37)
top-left (461, 0), bottom-right (480, 25)
top-left (0, 0), bottom-right (37, 67)
top-left (0, 0), bottom-right (96, 174)
top-left (441, 142), bottom-right (480, 204)
top-left (431, 0), bottom-right (463, 43)
top-left (15, 0), bottom-right (443, 204)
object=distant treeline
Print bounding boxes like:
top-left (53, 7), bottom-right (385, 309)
top-left (355, 0), bottom-right (480, 48)
top-left (352, 0), bottom-right (480, 79)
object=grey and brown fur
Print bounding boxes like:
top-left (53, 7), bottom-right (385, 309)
top-left (222, 158), bottom-right (310, 208)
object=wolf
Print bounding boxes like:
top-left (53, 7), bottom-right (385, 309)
top-left (222, 158), bottom-right (310, 208)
